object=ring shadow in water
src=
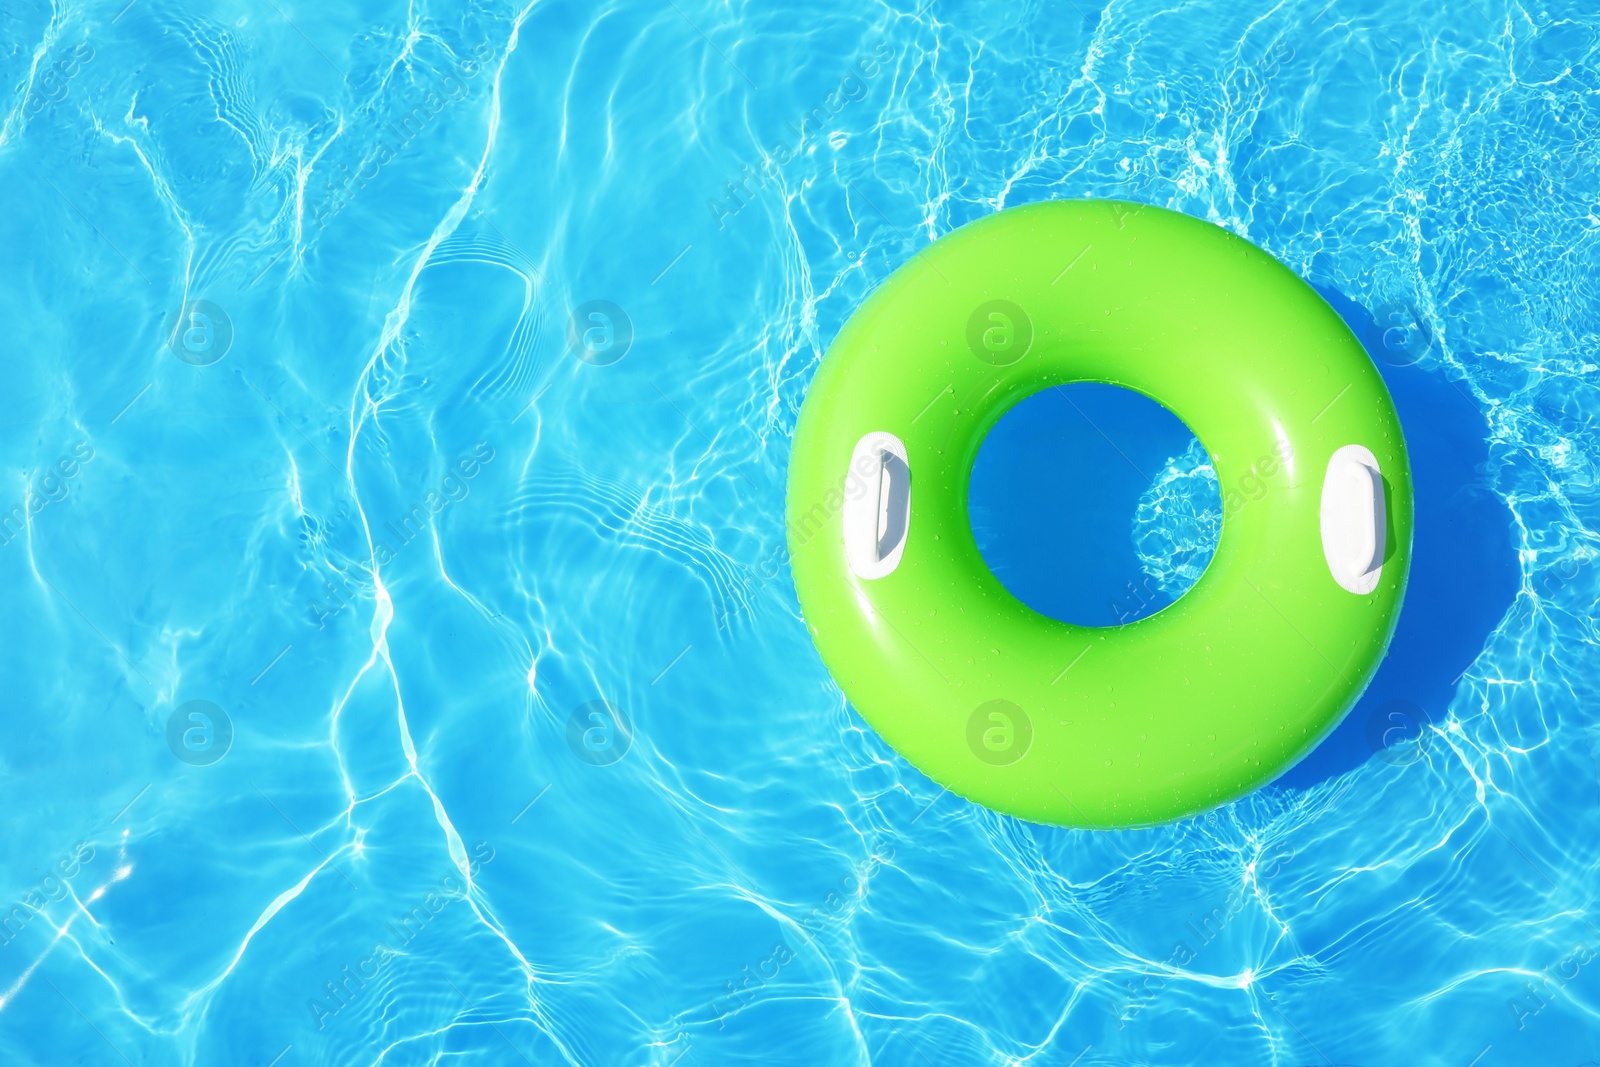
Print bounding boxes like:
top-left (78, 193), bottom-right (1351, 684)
top-left (1271, 286), bottom-right (1518, 790)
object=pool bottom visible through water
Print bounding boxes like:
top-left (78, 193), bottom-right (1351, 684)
top-left (968, 382), bottom-right (1221, 627)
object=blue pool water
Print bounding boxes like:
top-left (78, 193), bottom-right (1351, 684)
top-left (1, 0), bottom-right (1596, 1063)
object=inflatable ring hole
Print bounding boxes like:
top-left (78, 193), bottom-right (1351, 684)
top-left (967, 383), bottom-right (1220, 627)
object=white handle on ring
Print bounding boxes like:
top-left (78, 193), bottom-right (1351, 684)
top-left (1320, 444), bottom-right (1386, 594)
top-left (844, 432), bottom-right (910, 579)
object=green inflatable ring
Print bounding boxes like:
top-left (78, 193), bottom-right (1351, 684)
top-left (786, 199), bottom-right (1412, 828)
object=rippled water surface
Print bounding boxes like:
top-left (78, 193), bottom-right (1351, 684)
top-left (2, 0), bottom-right (1597, 1063)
